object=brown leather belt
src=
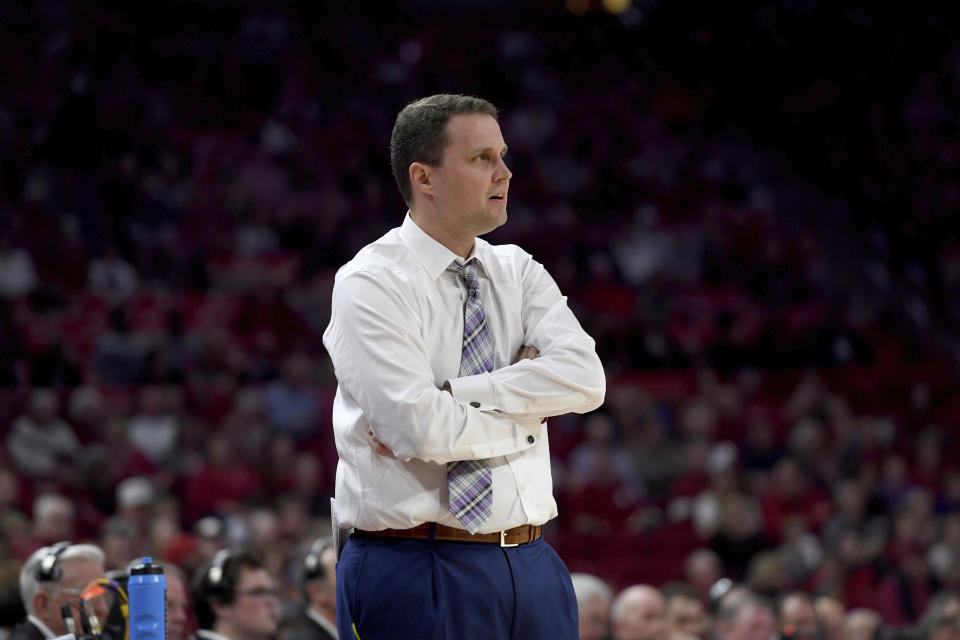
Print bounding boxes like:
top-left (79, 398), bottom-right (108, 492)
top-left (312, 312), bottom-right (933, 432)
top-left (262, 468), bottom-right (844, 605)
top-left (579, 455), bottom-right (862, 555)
top-left (355, 523), bottom-right (542, 547)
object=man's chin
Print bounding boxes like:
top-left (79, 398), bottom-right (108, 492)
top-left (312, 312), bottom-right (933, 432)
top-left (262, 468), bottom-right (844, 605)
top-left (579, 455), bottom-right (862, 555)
top-left (480, 209), bottom-right (508, 234)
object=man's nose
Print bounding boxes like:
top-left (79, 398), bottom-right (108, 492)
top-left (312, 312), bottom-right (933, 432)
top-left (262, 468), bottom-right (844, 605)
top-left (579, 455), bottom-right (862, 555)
top-left (495, 156), bottom-right (512, 181)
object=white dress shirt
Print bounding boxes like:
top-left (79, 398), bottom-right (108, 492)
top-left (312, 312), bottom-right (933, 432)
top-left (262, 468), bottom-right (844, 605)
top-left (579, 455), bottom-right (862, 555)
top-left (323, 214), bottom-right (605, 533)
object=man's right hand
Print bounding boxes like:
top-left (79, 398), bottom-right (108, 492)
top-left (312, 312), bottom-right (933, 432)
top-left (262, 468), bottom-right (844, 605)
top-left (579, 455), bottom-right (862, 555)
top-left (369, 428), bottom-right (395, 457)
top-left (512, 345), bottom-right (540, 364)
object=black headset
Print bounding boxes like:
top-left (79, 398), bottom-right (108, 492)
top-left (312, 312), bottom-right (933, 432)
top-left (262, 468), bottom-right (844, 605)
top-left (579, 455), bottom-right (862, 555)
top-left (302, 538), bottom-right (333, 583)
top-left (204, 548), bottom-right (234, 598)
top-left (35, 541), bottom-right (72, 583)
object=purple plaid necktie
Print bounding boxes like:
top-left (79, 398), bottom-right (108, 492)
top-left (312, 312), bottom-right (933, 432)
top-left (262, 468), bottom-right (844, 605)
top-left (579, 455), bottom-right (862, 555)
top-left (446, 259), bottom-right (494, 533)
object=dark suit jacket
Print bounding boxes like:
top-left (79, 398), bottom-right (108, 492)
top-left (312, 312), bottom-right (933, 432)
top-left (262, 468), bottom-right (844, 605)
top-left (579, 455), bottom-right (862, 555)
top-left (8, 620), bottom-right (47, 640)
top-left (280, 610), bottom-right (336, 640)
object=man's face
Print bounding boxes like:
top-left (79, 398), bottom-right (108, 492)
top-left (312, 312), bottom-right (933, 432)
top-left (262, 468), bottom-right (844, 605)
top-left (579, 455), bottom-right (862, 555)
top-left (579, 595), bottom-right (611, 640)
top-left (781, 596), bottom-right (821, 639)
top-left (305, 547), bottom-right (337, 618)
top-left (35, 558), bottom-right (108, 635)
top-left (165, 574), bottom-right (189, 640)
top-left (667, 596), bottom-right (708, 638)
top-left (615, 592), bottom-right (668, 640)
top-left (932, 624), bottom-right (960, 640)
top-left (218, 567), bottom-right (279, 638)
top-left (428, 113), bottom-right (511, 239)
top-left (728, 605), bottom-right (776, 640)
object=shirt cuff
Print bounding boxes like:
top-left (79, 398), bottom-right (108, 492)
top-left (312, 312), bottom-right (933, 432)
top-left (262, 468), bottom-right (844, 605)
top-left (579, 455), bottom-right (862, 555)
top-left (446, 372), bottom-right (497, 411)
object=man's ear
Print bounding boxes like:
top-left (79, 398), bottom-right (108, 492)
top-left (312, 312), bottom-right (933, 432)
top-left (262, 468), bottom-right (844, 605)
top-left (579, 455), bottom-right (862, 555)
top-left (33, 590), bottom-right (48, 616)
top-left (409, 162), bottom-right (434, 201)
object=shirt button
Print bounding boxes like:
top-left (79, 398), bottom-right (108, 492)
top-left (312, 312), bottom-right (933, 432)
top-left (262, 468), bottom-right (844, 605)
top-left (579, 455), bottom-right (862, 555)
top-left (527, 435), bottom-right (535, 444)
top-left (470, 401), bottom-right (480, 408)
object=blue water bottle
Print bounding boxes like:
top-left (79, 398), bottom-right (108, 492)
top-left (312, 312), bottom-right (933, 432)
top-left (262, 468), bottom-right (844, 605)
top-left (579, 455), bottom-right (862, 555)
top-left (128, 557), bottom-right (166, 640)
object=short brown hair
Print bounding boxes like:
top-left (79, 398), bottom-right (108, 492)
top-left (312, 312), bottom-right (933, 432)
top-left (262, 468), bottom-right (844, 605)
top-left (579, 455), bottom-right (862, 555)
top-left (389, 94), bottom-right (498, 205)
top-left (191, 548), bottom-right (265, 629)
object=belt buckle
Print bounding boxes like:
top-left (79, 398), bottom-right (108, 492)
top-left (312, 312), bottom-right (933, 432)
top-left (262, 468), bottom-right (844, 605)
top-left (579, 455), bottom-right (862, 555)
top-left (500, 530), bottom-right (519, 548)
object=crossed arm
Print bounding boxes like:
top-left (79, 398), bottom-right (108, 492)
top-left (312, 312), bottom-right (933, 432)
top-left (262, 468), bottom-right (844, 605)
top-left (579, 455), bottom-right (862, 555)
top-left (324, 257), bottom-right (604, 464)
top-left (369, 344), bottom-right (542, 457)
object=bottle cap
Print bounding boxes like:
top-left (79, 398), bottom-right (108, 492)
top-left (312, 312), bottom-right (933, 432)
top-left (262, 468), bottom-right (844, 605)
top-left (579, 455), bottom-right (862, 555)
top-left (130, 557), bottom-right (164, 575)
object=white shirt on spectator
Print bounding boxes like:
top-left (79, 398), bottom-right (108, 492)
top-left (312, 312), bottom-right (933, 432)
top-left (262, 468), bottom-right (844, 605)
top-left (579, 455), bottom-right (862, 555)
top-left (127, 413), bottom-right (179, 464)
top-left (323, 214), bottom-right (605, 533)
top-left (6, 415), bottom-right (80, 477)
top-left (0, 246), bottom-right (38, 298)
top-left (88, 255), bottom-right (138, 298)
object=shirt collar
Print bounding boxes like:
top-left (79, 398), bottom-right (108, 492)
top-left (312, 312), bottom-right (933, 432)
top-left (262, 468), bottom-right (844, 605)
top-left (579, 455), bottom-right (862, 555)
top-left (27, 615), bottom-right (56, 640)
top-left (196, 629), bottom-right (233, 640)
top-left (398, 213), bottom-right (489, 279)
top-left (305, 607), bottom-right (339, 639)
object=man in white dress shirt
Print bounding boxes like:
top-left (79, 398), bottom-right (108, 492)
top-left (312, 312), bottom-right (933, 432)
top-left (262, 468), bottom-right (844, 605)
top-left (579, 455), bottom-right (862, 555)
top-left (323, 93), bottom-right (606, 640)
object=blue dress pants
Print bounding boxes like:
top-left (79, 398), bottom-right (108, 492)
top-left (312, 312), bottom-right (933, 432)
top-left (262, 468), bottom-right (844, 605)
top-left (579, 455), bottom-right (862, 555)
top-left (335, 533), bottom-right (578, 640)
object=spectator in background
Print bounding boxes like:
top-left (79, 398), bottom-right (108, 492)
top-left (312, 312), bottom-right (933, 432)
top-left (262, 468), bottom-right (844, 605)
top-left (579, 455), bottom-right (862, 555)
top-left (744, 551), bottom-right (790, 600)
top-left (9, 543), bottom-right (108, 640)
top-left (844, 609), bottom-right (882, 640)
top-left (714, 595), bottom-right (776, 640)
top-left (930, 514), bottom-right (960, 590)
top-left (813, 596), bottom-right (846, 640)
top-left (776, 592), bottom-right (823, 640)
top-left (710, 583), bottom-right (755, 634)
top-left (571, 573), bottom-right (613, 640)
top-left (876, 541), bottom-right (936, 625)
top-left (0, 469), bottom-right (26, 522)
top-left (183, 433), bottom-right (261, 523)
top-left (0, 234), bottom-right (38, 299)
top-left (67, 386), bottom-right (106, 444)
top-left (6, 389), bottom-right (81, 479)
top-left (690, 441), bottom-right (740, 540)
top-left (127, 386), bottom-right (181, 468)
top-left (684, 549), bottom-right (723, 604)
top-left (99, 516), bottom-right (137, 572)
top-left (264, 352), bottom-right (318, 440)
top-left (611, 585), bottom-right (669, 640)
top-left (760, 457), bottom-right (830, 545)
top-left (114, 476), bottom-right (157, 542)
top-left (87, 246), bottom-right (138, 301)
top-left (164, 564), bottom-right (191, 640)
top-left (917, 592), bottom-right (960, 640)
top-left (191, 549), bottom-right (280, 640)
top-left (709, 493), bottom-right (771, 581)
top-left (280, 539), bottom-right (336, 640)
top-left (94, 308), bottom-right (147, 384)
top-left (821, 479), bottom-right (885, 562)
top-left (662, 583), bottom-right (708, 639)
top-left (568, 412), bottom-right (645, 495)
top-left (566, 413), bottom-right (648, 536)
top-left (29, 495), bottom-right (76, 548)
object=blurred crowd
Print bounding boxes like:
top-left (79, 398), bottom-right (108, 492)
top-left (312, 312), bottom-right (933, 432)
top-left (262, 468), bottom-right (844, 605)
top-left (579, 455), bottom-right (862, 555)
top-left (2, 1), bottom-right (960, 638)
top-left (570, 573), bottom-right (960, 640)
